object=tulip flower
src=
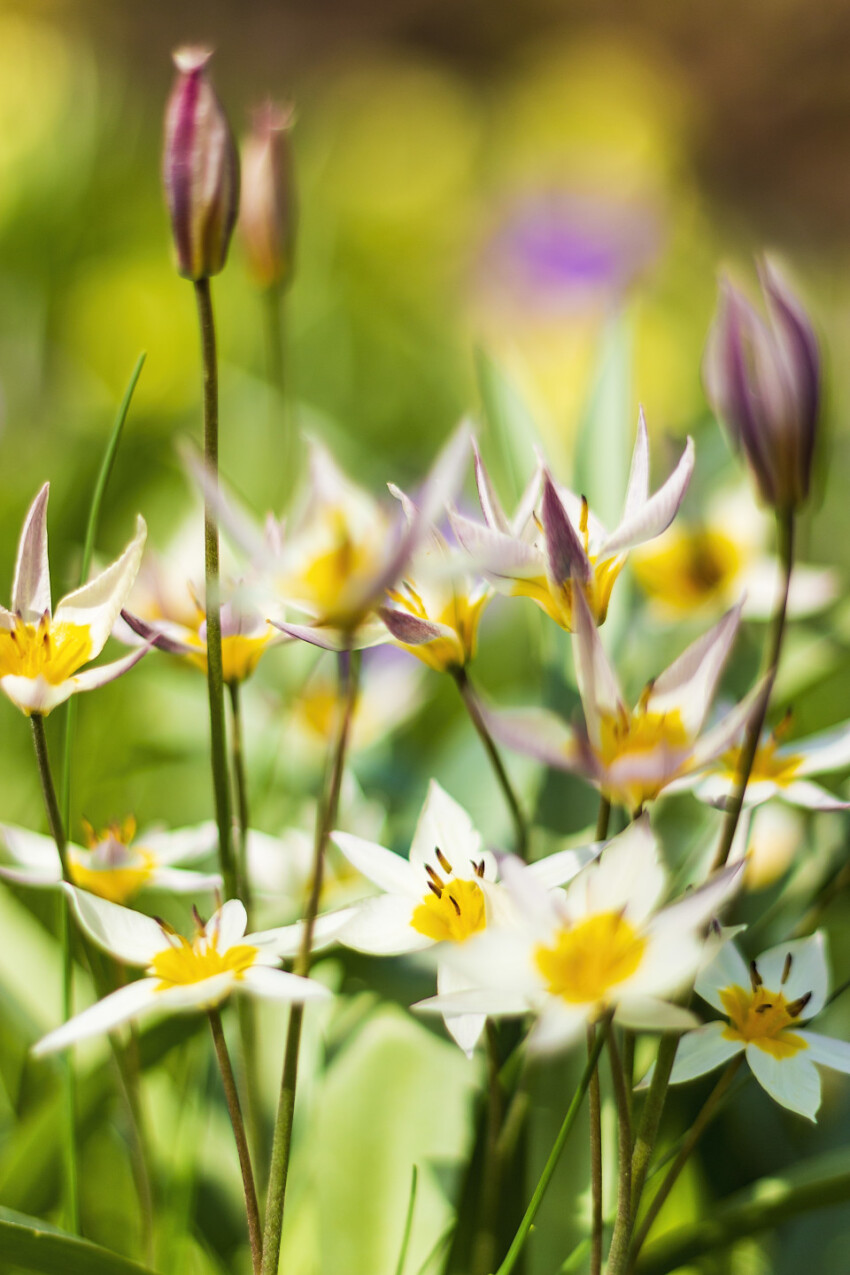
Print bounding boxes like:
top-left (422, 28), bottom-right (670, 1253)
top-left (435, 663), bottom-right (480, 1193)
top-left (485, 586), bottom-right (762, 814)
top-left (163, 47), bottom-right (240, 281)
top-left (0, 817), bottom-right (221, 904)
top-left (451, 412), bottom-right (694, 630)
top-left (415, 816), bottom-right (743, 1054)
top-left (33, 895), bottom-right (333, 1056)
top-left (667, 932), bottom-right (850, 1121)
top-left (240, 101), bottom-right (296, 290)
top-left (0, 485), bottom-right (148, 716)
top-left (704, 260), bottom-right (820, 512)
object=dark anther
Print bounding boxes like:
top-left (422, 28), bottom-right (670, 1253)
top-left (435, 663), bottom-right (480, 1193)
top-left (427, 880), bottom-right (442, 899)
top-left (436, 847), bottom-right (453, 875)
top-left (756, 1003), bottom-right (774, 1013)
top-left (448, 893), bottom-right (461, 916)
top-left (192, 904), bottom-right (207, 930)
top-left (710, 918), bottom-right (722, 935)
top-left (788, 991), bottom-right (812, 1019)
top-left (475, 859), bottom-right (485, 878)
top-left (750, 959), bottom-right (763, 990)
top-left (425, 863), bottom-right (443, 886)
top-left (782, 953), bottom-right (793, 985)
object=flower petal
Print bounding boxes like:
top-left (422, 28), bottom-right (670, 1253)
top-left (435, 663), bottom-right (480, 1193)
top-left (796, 1030), bottom-right (850, 1075)
top-left (63, 885), bottom-right (166, 965)
top-left (572, 584), bottom-right (626, 747)
top-left (482, 706), bottom-right (581, 773)
top-left (437, 962), bottom-right (487, 1056)
top-left (63, 644), bottom-right (152, 697)
top-left (209, 899), bottom-right (248, 949)
top-left (338, 893), bottom-right (430, 955)
top-left (746, 1043), bottom-right (821, 1120)
top-left (614, 996), bottom-right (699, 1033)
top-left (0, 824), bottom-right (66, 873)
top-left (269, 619), bottom-right (387, 652)
top-left (148, 867), bottom-right (222, 894)
top-left (239, 965), bottom-right (332, 1003)
top-left (13, 483), bottom-right (51, 621)
top-left (140, 821), bottom-right (219, 865)
top-left (472, 439), bottom-right (510, 533)
top-left (566, 815), bottom-right (665, 928)
top-left (54, 516), bottom-right (147, 659)
top-left (668, 1022), bottom-right (745, 1083)
top-left (620, 406), bottom-right (650, 524)
top-left (792, 721), bottom-right (850, 777)
top-left (330, 831), bottom-right (418, 896)
top-left (688, 678), bottom-right (770, 771)
top-left (524, 842), bottom-right (603, 890)
top-left (780, 779), bottom-right (850, 811)
top-left (448, 510), bottom-right (543, 581)
top-left (413, 986), bottom-right (531, 1018)
top-left (527, 1002), bottom-right (586, 1054)
top-left (409, 779), bottom-right (482, 874)
top-left (541, 472), bottom-right (591, 586)
top-left (249, 907), bottom-right (359, 958)
top-left (648, 601), bottom-right (743, 734)
top-left (601, 436), bottom-right (695, 559)
top-left (33, 977), bottom-right (160, 1055)
top-left (753, 932), bottom-right (828, 1018)
top-left (378, 606), bottom-right (448, 647)
top-left (696, 933), bottom-right (751, 1013)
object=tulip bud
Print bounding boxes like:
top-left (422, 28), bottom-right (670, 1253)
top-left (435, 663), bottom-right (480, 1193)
top-left (703, 260), bottom-right (820, 511)
top-left (240, 101), bottom-right (297, 290)
top-left (162, 47), bottom-right (240, 281)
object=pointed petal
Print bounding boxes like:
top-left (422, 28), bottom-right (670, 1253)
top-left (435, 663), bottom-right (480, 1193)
top-left (62, 644), bottom-right (152, 696)
top-left (668, 1022), bottom-right (745, 1083)
top-left (621, 406), bottom-right (650, 523)
top-left (330, 831), bottom-right (418, 896)
top-left (438, 962), bottom-right (487, 1056)
top-left (378, 607), bottom-right (447, 646)
top-left (754, 932), bottom-right (828, 1018)
top-left (648, 601), bottom-right (742, 733)
top-left (472, 439), bottom-right (510, 532)
top-left (614, 996), bottom-right (699, 1033)
top-left (525, 842), bottom-right (603, 889)
top-left (780, 779), bottom-right (850, 811)
top-left (651, 861), bottom-right (745, 939)
top-left (567, 816), bottom-right (665, 928)
top-left (688, 678), bottom-right (770, 771)
top-left (210, 899), bottom-right (248, 949)
top-left (119, 610), bottom-right (198, 656)
top-left (148, 867), bottom-right (222, 893)
top-left (0, 824), bottom-right (66, 872)
top-left (696, 934), bottom-right (751, 1013)
top-left (33, 978), bottom-right (160, 1055)
top-left (602, 436), bottom-right (695, 558)
top-left (796, 1030), bottom-right (850, 1075)
top-left (409, 779), bottom-right (482, 872)
top-left (239, 965), bottom-right (331, 1003)
top-left (63, 885), bottom-right (166, 965)
top-left (448, 510), bottom-right (543, 580)
top-left (338, 893), bottom-right (430, 955)
top-left (540, 471), bottom-right (591, 587)
top-left (249, 907), bottom-right (359, 958)
top-left (572, 584), bottom-right (626, 746)
top-left (482, 706), bottom-right (581, 773)
top-left (527, 1002), bottom-right (586, 1054)
top-left (413, 987), bottom-right (531, 1018)
top-left (746, 1044), bottom-right (821, 1120)
top-left (140, 821), bottom-right (219, 865)
top-left (269, 619), bottom-right (386, 652)
top-left (0, 862), bottom-right (61, 888)
top-left (54, 517), bottom-right (147, 658)
top-left (792, 721), bottom-right (850, 777)
top-left (13, 484), bottom-right (51, 620)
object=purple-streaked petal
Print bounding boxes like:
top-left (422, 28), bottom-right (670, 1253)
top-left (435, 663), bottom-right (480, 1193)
top-left (649, 602), bottom-right (743, 734)
top-left (572, 583), bottom-right (626, 745)
top-left (269, 619), bottom-right (387, 652)
top-left (472, 439), bottom-right (510, 533)
top-left (13, 484), bottom-right (51, 621)
top-left (378, 607), bottom-right (447, 646)
top-left (482, 706), bottom-right (581, 773)
top-left (601, 436), bottom-right (695, 558)
top-left (120, 610), bottom-right (198, 656)
top-left (541, 472), bottom-right (591, 586)
top-left (32, 978), bottom-right (160, 1055)
top-left (448, 510), bottom-right (543, 579)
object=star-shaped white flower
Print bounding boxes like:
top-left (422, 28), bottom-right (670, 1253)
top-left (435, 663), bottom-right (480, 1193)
top-left (33, 893), bottom-right (332, 1056)
top-left (415, 816), bottom-right (743, 1054)
top-left (0, 485), bottom-right (148, 715)
top-left (330, 779), bottom-right (600, 1054)
top-left (667, 932), bottom-right (850, 1121)
top-left (0, 817), bottom-right (222, 904)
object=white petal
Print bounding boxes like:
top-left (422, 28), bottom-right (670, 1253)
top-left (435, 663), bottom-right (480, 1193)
top-left (33, 977), bottom-right (160, 1055)
top-left (796, 1030), bottom-right (850, 1075)
top-left (689, 679), bottom-right (770, 772)
top-left (572, 585), bottom-right (625, 747)
top-left (780, 779), bottom-right (850, 811)
top-left (13, 484), bottom-right (51, 621)
top-left (651, 861), bottom-right (745, 940)
top-left (140, 821), bottom-right (219, 865)
top-left (472, 440), bottom-right (510, 532)
top-left (0, 864), bottom-right (62, 888)
top-left (789, 721), bottom-right (850, 777)
top-left (63, 885), bottom-right (166, 965)
top-left (330, 831), bottom-right (418, 897)
top-left (741, 558), bottom-right (838, 620)
top-left (668, 1022), bottom-right (745, 1083)
top-left (0, 824), bottom-right (66, 872)
top-left (648, 601), bottom-right (743, 734)
top-left (696, 935), bottom-right (751, 1013)
top-left (154, 972), bottom-right (236, 1012)
top-left (566, 816), bottom-right (664, 928)
top-left (614, 996), bottom-right (699, 1033)
top-left (602, 435), bottom-right (695, 558)
top-left (409, 780), bottom-right (482, 873)
top-left (746, 1044), bottom-right (821, 1120)
top-left (413, 987), bottom-right (531, 1018)
top-left (147, 867), bottom-right (222, 894)
top-left (437, 962), bottom-right (487, 1056)
top-left (210, 899), bottom-right (248, 950)
top-left (54, 516), bottom-right (147, 659)
top-left (524, 842), bottom-right (602, 890)
top-left (754, 932), bottom-right (828, 1018)
top-left (239, 966), bottom-right (332, 1003)
top-left (338, 894), bottom-right (431, 955)
top-left (526, 1002), bottom-right (586, 1054)
top-left (0, 674), bottom-right (79, 716)
top-left (620, 407), bottom-right (650, 524)
top-left (63, 644), bottom-right (151, 696)
top-left (250, 907), bottom-right (358, 958)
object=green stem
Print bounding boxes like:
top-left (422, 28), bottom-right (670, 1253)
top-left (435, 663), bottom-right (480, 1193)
top-left (629, 1057), bottom-right (742, 1266)
top-left (228, 681), bottom-right (253, 915)
top-left (194, 277), bottom-right (237, 901)
top-left (209, 1009), bottom-right (263, 1275)
top-left (452, 667), bottom-right (529, 859)
top-left (587, 1024), bottom-right (603, 1275)
top-left (710, 509), bottom-right (794, 873)
top-left (595, 796), bottom-right (611, 843)
top-left (395, 1165), bottom-right (419, 1275)
top-left (494, 1027), bottom-right (607, 1275)
top-left (262, 649), bottom-right (361, 1275)
top-left (605, 1027), bottom-right (633, 1275)
top-left (630, 1033), bottom-right (677, 1222)
top-left (471, 1022), bottom-right (505, 1275)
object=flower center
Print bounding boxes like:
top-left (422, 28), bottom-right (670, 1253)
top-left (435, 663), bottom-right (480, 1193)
top-left (720, 736), bottom-right (802, 787)
top-left (633, 528), bottom-right (742, 609)
top-left (411, 856), bottom-right (487, 944)
top-left (186, 629), bottom-right (272, 685)
top-left (149, 933), bottom-right (258, 990)
top-left (0, 613), bottom-right (92, 685)
top-left (535, 911), bottom-right (646, 1005)
top-left (720, 983), bottom-right (809, 1059)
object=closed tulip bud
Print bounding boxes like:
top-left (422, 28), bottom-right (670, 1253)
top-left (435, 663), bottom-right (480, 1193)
top-left (703, 260), bottom-right (820, 511)
top-left (162, 47), bottom-right (240, 281)
top-left (240, 101), bottom-right (296, 290)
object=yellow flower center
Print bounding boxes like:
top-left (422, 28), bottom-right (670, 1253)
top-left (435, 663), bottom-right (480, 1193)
top-left (149, 932), bottom-right (258, 991)
top-left (68, 815), bottom-right (155, 904)
top-left (595, 705), bottom-right (691, 809)
top-left (633, 528), bottom-right (742, 610)
top-left (185, 627), bottom-right (272, 685)
top-left (0, 613), bottom-right (92, 685)
top-left (510, 559), bottom-right (622, 631)
top-left (720, 736), bottom-right (802, 787)
top-left (720, 984), bottom-right (809, 1059)
top-left (411, 875), bottom-right (487, 944)
top-left (535, 911), bottom-right (646, 1005)
top-left (386, 582), bottom-right (489, 672)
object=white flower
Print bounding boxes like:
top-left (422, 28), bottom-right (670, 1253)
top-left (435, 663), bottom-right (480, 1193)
top-left (330, 780), bottom-right (600, 1054)
top-left (415, 816), bottom-right (743, 1055)
top-left (668, 932), bottom-right (850, 1121)
top-left (0, 484), bottom-right (147, 715)
top-left (0, 817), bottom-right (222, 904)
top-left (32, 893), bottom-right (332, 1056)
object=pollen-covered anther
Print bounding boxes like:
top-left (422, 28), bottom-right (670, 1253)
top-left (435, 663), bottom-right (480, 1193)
top-left (782, 952), bottom-right (793, 984)
top-left (435, 847), bottom-right (453, 875)
top-left (750, 959), bottom-right (763, 991)
top-left (788, 991), bottom-right (812, 1018)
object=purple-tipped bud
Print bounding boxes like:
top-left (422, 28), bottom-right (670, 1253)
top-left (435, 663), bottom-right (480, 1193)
top-left (162, 47), bottom-right (240, 281)
top-left (703, 260), bottom-right (820, 511)
top-left (240, 101), bottom-right (297, 290)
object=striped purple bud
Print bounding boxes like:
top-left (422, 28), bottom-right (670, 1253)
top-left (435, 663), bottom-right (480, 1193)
top-left (704, 260), bottom-right (820, 511)
top-left (240, 101), bottom-right (296, 290)
top-left (162, 47), bottom-right (240, 281)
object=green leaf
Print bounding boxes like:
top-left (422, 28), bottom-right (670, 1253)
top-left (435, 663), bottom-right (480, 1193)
top-left (636, 1146), bottom-right (850, 1274)
top-left (0, 1206), bottom-right (160, 1274)
top-left (573, 313), bottom-right (632, 531)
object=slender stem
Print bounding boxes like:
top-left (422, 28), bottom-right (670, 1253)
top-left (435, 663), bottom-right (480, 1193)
top-left (209, 1009), bottom-right (262, 1274)
top-left (710, 510), bottom-right (794, 873)
top-left (395, 1165), bottom-right (419, 1275)
top-left (587, 1024), bottom-right (603, 1275)
top-left (452, 667), bottom-right (529, 859)
top-left (630, 1033), bottom-right (677, 1221)
top-left (228, 681), bottom-right (253, 914)
top-left (595, 796), bottom-right (611, 843)
top-left (32, 715), bottom-right (70, 879)
top-left (471, 1022), bottom-right (505, 1275)
top-left (605, 1027), bottom-right (633, 1275)
top-left (629, 1057), bottom-right (743, 1264)
top-left (262, 649), bottom-right (361, 1275)
top-left (194, 277), bottom-right (237, 901)
top-left (494, 1026), bottom-right (607, 1275)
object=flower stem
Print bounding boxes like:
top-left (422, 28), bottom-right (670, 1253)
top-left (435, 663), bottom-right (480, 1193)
top-left (228, 681), bottom-right (253, 915)
top-left (209, 1008), bottom-right (263, 1274)
top-left (630, 1033), bottom-right (677, 1223)
top-left (710, 509), bottom-right (795, 873)
top-left (471, 1022), bottom-right (506, 1275)
top-left (587, 1024), bottom-right (603, 1275)
top-left (452, 667), bottom-right (529, 859)
top-left (194, 276), bottom-right (237, 901)
top-left (605, 1027), bottom-right (633, 1275)
top-left (395, 1165), bottom-right (419, 1275)
top-left (494, 1026), bottom-right (607, 1275)
top-left (262, 649), bottom-right (361, 1275)
top-left (629, 1057), bottom-right (743, 1265)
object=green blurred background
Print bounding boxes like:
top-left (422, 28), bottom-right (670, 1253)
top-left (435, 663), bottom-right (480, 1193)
top-left (2, 2), bottom-right (850, 1273)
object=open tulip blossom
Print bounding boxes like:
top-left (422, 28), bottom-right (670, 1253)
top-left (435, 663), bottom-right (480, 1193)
top-left (667, 932), bottom-right (850, 1121)
top-left (450, 412), bottom-right (694, 630)
top-left (0, 817), bottom-right (222, 904)
top-left (0, 485), bottom-right (148, 716)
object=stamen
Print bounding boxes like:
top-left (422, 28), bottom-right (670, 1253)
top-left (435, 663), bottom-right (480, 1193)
top-left (755, 1002), bottom-right (774, 1013)
top-left (788, 991), bottom-right (812, 1019)
top-left (579, 494), bottom-right (589, 537)
top-left (709, 918), bottom-right (722, 936)
top-left (750, 959), bottom-right (763, 991)
top-left (192, 904), bottom-right (207, 932)
top-left (435, 847), bottom-right (453, 875)
top-left (425, 863), bottom-right (443, 887)
top-left (781, 953), bottom-right (793, 985)
top-left (427, 880), bottom-right (442, 899)
top-left (448, 893), bottom-right (461, 917)
top-left (474, 859), bottom-right (485, 879)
